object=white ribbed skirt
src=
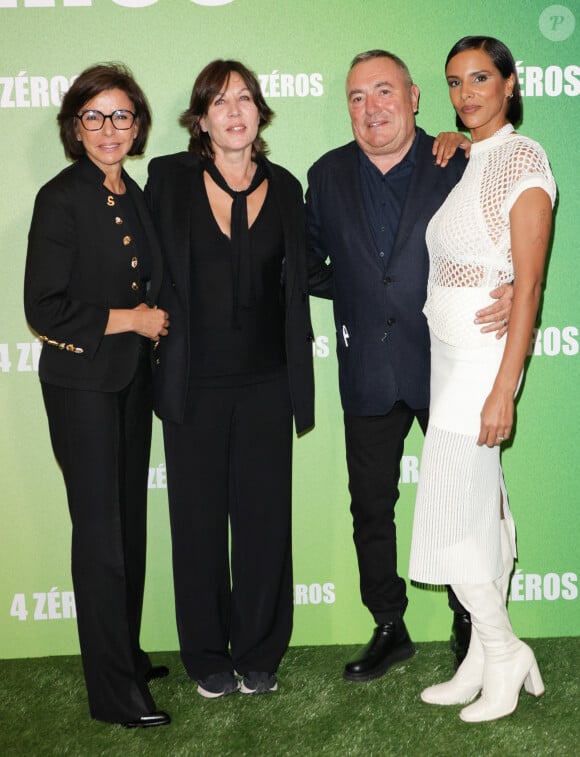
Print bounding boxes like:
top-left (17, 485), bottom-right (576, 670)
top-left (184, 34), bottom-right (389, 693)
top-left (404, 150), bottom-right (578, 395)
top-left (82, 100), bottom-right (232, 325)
top-left (409, 331), bottom-right (516, 585)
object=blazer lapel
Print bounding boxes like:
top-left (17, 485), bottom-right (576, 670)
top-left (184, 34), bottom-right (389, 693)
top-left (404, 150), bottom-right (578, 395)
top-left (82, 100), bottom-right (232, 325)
top-left (164, 156), bottom-right (199, 305)
top-left (340, 144), bottom-right (378, 259)
top-left (393, 129), bottom-right (449, 253)
top-left (392, 133), bottom-right (424, 252)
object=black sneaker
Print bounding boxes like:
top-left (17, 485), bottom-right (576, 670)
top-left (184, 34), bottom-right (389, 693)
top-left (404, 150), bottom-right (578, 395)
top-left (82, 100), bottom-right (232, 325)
top-left (196, 671), bottom-right (239, 699)
top-left (240, 672), bottom-right (278, 695)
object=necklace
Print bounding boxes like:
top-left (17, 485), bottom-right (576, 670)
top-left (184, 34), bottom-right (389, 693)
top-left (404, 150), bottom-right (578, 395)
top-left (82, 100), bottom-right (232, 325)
top-left (228, 180), bottom-right (252, 192)
top-left (217, 162), bottom-right (257, 193)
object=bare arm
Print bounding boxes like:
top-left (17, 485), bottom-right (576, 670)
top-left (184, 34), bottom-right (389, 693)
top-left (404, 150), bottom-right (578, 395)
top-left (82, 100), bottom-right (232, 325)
top-left (478, 187), bottom-right (553, 447)
top-left (105, 302), bottom-right (170, 341)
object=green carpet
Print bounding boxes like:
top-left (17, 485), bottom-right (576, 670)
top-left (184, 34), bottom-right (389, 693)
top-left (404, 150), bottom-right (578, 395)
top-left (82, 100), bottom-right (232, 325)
top-left (1, 639), bottom-right (578, 756)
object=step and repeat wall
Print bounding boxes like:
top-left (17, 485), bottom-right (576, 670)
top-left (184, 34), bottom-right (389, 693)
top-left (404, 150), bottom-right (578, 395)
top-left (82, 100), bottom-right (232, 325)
top-left (1, 0), bottom-right (578, 659)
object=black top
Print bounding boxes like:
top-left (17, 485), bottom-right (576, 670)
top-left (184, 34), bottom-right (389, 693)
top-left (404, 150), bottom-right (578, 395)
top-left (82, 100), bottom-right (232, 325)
top-left (145, 150), bottom-right (314, 432)
top-left (188, 172), bottom-right (286, 386)
top-left (358, 131), bottom-right (418, 267)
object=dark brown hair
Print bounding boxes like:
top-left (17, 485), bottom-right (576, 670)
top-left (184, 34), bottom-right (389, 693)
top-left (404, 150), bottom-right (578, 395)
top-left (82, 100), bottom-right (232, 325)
top-left (179, 59), bottom-right (274, 159)
top-left (446, 36), bottom-right (522, 129)
top-left (58, 62), bottom-right (152, 160)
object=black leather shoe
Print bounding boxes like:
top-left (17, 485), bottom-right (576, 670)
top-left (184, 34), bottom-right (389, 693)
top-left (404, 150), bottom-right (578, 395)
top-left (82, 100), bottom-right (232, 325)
top-left (145, 665), bottom-right (169, 682)
top-left (450, 611), bottom-right (472, 670)
top-left (122, 711), bottom-right (171, 729)
top-left (343, 621), bottom-right (415, 682)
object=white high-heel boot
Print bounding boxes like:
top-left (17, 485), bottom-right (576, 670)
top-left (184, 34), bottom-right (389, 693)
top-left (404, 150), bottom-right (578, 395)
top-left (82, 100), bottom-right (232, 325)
top-left (420, 518), bottom-right (515, 706)
top-left (421, 626), bottom-right (483, 705)
top-left (497, 514), bottom-right (515, 599)
top-left (452, 582), bottom-right (544, 723)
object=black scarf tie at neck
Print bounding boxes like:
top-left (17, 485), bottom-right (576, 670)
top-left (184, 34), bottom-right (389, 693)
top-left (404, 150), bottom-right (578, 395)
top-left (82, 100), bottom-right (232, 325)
top-left (202, 158), bottom-right (266, 329)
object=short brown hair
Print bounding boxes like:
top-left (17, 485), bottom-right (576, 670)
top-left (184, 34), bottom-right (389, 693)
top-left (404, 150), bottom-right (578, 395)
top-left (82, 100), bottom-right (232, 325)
top-left (58, 62), bottom-right (152, 160)
top-left (180, 59), bottom-right (274, 160)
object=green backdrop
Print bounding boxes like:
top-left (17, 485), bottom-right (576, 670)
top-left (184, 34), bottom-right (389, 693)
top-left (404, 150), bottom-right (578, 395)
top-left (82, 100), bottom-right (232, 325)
top-left (1, 0), bottom-right (578, 660)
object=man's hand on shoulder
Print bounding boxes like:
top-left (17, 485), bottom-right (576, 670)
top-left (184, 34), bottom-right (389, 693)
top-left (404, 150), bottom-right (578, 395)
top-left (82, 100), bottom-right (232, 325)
top-left (475, 283), bottom-right (513, 339)
top-left (432, 132), bottom-right (472, 167)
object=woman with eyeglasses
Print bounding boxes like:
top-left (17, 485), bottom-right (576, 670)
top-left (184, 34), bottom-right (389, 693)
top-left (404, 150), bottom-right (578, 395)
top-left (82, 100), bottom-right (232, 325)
top-left (24, 63), bottom-right (170, 728)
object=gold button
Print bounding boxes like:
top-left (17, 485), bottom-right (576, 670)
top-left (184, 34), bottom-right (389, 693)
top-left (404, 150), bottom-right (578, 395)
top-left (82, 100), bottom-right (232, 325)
top-left (131, 257), bottom-right (138, 269)
top-left (123, 235), bottom-right (132, 246)
top-left (115, 216), bottom-right (123, 225)
top-left (131, 282), bottom-right (139, 291)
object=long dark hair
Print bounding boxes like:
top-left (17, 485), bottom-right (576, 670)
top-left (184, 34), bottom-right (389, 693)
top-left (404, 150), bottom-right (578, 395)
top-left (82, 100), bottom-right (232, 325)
top-left (180, 59), bottom-right (274, 160)
top-left (58, 62), bottom-right (151, 160)
top-left (446, 36), bottom-right (522, 130)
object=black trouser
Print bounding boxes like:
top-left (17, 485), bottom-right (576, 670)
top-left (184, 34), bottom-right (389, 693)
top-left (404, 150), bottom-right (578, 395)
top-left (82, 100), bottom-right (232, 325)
top-left (41, 358), bottom-right (155, 723)
top-left (163, 374), bottom-right (293, 680)
top-left (344, 401), bottom-right (465, 624)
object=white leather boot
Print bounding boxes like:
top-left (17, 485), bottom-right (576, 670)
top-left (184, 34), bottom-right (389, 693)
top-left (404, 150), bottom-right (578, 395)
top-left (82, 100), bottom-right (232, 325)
top-left (421, 626), bottom-right (483, 705)
top-left (497, 516), bottom-right (515, 601)
top-left (420, 518), bottom-right (515, 706)
top-left (452, 581), bottom-right (544, 723)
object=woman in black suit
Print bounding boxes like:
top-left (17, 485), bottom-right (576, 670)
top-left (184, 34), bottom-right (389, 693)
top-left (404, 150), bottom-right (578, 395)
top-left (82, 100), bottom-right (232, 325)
top-left (24, 64), bottom-right (170, 728)
top-left (145, 59), bottom-right (314, 699)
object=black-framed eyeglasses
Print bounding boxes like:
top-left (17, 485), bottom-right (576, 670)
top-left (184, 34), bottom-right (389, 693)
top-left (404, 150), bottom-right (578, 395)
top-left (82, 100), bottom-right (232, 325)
top-left (75, 109), bottom-right (136, 131)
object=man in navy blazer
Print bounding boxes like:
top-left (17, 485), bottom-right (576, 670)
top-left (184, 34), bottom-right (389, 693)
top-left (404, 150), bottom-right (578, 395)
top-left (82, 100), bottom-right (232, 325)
top-left (306, 50), bottom-right (511, 682)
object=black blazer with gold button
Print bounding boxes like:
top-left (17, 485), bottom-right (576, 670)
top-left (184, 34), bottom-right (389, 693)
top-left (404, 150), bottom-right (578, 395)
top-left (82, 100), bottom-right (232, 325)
top-left (24, 156), bottom-right (162, 392)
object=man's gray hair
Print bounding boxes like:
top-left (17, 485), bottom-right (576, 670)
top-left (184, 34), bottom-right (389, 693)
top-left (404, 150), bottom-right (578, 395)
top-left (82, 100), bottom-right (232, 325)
top-left (349, 49), bottom-right (414, 87)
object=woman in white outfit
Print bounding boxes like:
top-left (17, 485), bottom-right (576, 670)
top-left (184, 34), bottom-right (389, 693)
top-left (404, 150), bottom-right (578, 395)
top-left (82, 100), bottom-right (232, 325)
top-left (409, 36), bottom-right (556, 722)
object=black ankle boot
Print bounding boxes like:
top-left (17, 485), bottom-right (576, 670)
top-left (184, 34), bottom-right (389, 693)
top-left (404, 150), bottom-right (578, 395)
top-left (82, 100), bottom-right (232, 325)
top-left (343, 620), bottom-right (415, 682)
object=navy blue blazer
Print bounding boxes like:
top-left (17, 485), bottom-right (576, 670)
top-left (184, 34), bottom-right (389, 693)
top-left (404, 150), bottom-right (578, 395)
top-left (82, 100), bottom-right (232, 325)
top-left (25, 156), bottom-right (162, 392)
top-left (306, 128), bottom-right (466, 416)
top-left (145, 152), bottom-right (315, 434)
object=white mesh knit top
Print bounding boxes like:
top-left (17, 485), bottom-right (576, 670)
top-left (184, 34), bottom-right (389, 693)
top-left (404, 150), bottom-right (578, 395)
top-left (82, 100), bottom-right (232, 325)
top-left (423, 127), bottom-right (557, 348)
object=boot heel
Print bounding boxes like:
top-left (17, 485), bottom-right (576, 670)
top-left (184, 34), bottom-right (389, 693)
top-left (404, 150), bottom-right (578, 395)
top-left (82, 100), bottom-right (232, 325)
top-left (523, 662), bottom-right (545, 697)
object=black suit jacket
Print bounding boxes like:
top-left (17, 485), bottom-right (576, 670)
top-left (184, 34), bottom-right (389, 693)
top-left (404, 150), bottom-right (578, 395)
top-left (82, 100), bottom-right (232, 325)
top-left (306, 129), bottom-right (466, 415)
top-left (145, 151), bottom-right (315, 434)
top-left (25, 156), bottom-right (162, 391)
